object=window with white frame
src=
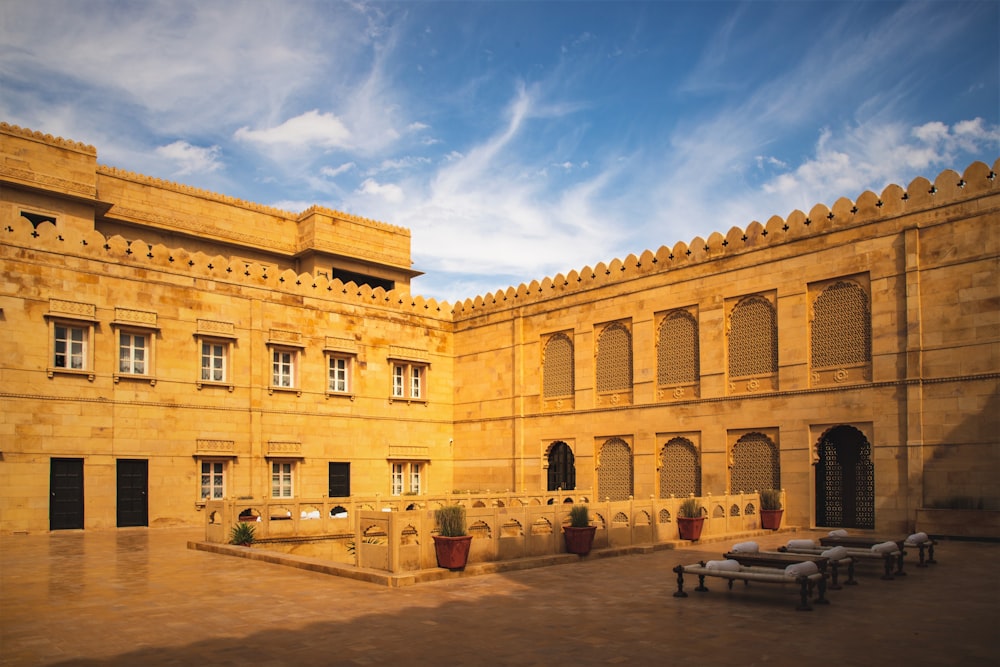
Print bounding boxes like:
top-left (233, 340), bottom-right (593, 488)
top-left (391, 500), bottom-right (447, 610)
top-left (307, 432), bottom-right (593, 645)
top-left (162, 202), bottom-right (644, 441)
top-left (54, 323), bottom-right (87, 370)
top-left (271, 461), bottom-right (294, 498)
top-left (118, 331), bottom-right (149, 375)
top-left (200, 340), bottom-right (228, 383)
top-left (391, 361), bottom-right (427, 400)
top-left (391, 463), bottom-right (404, 495)
top-left (390, 461), bottom-right (425, 495)
top-left (200, 461), bottom-right (225, 500)
top-left (328, 354), bottom-right (351, 393)
top-left (271, 348), bottom-right (297, 388)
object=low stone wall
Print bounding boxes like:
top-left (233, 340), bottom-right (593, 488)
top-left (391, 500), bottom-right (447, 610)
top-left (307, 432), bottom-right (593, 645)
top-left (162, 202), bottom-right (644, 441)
top-left (205, 491), bottom-right (777, 572)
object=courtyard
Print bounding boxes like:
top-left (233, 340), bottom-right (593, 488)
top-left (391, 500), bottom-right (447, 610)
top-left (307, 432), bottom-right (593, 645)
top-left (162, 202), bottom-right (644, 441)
top-left (1, 527), bottom-right (998, 666)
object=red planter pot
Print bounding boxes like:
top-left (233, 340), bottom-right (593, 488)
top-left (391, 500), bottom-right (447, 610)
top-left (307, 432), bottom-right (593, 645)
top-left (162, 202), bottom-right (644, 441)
top-left (563, 526), bottom-right (597, 555)
top-left (677, 516), bottom-right (706, 541)
top-left (433, 535), bottom-right (473, 570)
top-left (760, 509), bottom-right (784, 531)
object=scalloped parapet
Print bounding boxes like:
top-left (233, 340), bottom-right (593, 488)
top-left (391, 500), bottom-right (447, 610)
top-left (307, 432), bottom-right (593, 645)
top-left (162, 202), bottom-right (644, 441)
top-left (0, 215), bottom-right (451, 318)
top-left (450, 159), bottom-right (1000, 318)
top-left (0, 122), bottom-right (97, 155)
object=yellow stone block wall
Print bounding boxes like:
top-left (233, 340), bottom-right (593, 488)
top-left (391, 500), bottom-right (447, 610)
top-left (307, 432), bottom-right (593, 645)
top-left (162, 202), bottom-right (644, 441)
top-left (451, 163), bottom-right (1000, 533)
top-left (1, 122), bottom-right (997, 535)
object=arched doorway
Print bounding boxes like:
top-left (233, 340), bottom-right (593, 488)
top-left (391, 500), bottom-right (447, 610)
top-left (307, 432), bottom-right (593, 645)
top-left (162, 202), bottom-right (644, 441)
top-left (547, 441), bottom-right (575, 491)
top-left (815, 425), bottom-right (875, 528)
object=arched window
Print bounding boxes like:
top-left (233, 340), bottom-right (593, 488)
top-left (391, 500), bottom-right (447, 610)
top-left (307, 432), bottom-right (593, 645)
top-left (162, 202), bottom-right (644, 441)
top-left (728, 296), bottom-right (777, 378)
top-left (547, 441), bottom-right (576, 491)
top-left (542, 333), bottom-right (574, 398)
top-left (597, 437), bottom-right (633, 501)
top-left (657, 310), bottom-right (699, 386)
top-left (595, 322), bottom-right (632, 393)
top-left (730, 432), bottom-right (780, 494)
top-left (659, 437), bottom-right (701, 497)
top-left (812, 281), bottom-right (871, 369)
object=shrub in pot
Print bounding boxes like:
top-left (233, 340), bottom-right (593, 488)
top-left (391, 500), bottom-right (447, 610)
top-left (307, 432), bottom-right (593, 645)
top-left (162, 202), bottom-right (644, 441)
top-left (433, 505), bottom-right (472, 570)
top-left (676, 497), bottom-right (705, 541)
top-left (760, 489), bottom-right (784, 530)
top-left (230, 521), bottom-right (256, 546)
top-left (563, 504), bottom-right (597, 556)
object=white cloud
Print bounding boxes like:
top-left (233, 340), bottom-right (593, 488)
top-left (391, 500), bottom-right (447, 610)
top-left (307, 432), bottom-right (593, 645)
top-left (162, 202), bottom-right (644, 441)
top-left (154, 140), bottom-right (222, 175)
top-left (357, 178), bottom-right (404, 203)
top-left (320, 162), bottom-right (356, 178)
top-left (235, 110), bottom-right (352, 150)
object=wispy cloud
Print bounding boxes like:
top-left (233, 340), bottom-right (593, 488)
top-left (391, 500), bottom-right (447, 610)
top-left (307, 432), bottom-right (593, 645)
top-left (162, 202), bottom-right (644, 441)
top-left (154, 140), bottom-right (222, 175)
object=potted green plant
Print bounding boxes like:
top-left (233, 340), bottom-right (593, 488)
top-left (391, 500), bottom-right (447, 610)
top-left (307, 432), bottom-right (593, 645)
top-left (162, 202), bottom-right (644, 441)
top-left (760, 489), bottom-right (783, 530)
top-left (676, 497), bottom-right (705, 541)
top-left (230, 521), bottom-right (256, 546)
top-left (432, 505), bottom-right (472, 570)
top-left (563, 504), bottom-right (597, 555)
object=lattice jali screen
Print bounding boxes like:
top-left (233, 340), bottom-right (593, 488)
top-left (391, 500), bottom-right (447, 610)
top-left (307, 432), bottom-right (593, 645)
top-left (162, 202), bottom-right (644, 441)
top-left (595, 322), bottom-right (632, 393)
top-left (542, 333), bottom-right (574, 397)
top-left (659, 437), bottom-right (701, 498)
top-left (657, 310), bottom-right (699, 385)
top-left (728, 296), bottom-right (777, 378)
top-left (811, 281), bottom-right (871, 368)
top-left (730, 432), bottom-right (780, 494)
top-left (597, 437), bottom-right (633, 501)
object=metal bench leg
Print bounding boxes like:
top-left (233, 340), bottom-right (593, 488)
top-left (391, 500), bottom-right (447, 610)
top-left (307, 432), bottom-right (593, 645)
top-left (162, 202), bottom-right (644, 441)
top-left (828, 562), bottom-right (841, 590)
top-left (845, 559), bottom-right (857, 586)
top-left (926, 542), bottom-right (937, 564)
top-left (881, 554), bottom-right (895, 580)
top-left (672, 565), bottom-right (688, 598)
top-left (796, 578), bottom-right (813, 611)
top-left (695, 574), bottom-right (709, 592)
top-left (815, 576), bottom-right (830, 605)
top-left (895, 550), bottom-right (907, 576)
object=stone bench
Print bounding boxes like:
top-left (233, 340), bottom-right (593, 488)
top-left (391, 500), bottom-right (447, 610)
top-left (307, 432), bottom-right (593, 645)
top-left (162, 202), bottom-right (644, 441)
top-left (672, 561), bottom-right (829, 611)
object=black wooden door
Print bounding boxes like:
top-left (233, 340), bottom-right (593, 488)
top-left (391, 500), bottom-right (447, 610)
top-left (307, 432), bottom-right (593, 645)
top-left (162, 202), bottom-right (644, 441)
top-left (50, 458), bottom-right (84, 530)
top-left (116, 459), bottom-right (148, 527)
top-left (329, 462), bottom-right (351, 497)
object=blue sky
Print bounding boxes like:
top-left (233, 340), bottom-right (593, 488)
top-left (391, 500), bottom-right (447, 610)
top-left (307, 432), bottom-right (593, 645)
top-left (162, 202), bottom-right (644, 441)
top-left (2, 1), bottom-right (997, 303)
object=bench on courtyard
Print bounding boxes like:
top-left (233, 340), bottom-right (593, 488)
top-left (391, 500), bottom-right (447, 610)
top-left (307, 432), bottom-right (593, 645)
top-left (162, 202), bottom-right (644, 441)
top-left (779, 539), bottom-right (902, 580)
top-left (728, 548), bottom-right (856, 589)
top-left (672, 560), bottom-right (829, 611)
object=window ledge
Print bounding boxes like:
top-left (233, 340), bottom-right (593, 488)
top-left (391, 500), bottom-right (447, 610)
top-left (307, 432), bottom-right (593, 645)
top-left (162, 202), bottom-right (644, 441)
top-left (326, 391), bottom-right (356, 401)
top-left (197, 380), bottom-right (235, 392)
top-left (268, 386), bottom-right (302, 396)
top-left (388, 396), bottom-right (428, 405)
top-left (47, 367), bottom-right (95, 382)
top-left (115, 373), bottom-right (156, 386)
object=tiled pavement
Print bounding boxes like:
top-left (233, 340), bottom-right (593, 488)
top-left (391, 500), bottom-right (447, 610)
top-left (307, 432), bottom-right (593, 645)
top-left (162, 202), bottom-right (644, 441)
top-left (1, 527), bottom-right (998, 666)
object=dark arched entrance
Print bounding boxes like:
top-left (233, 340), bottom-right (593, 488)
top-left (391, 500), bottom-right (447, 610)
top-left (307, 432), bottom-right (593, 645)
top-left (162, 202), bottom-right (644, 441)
top-left (547, 441), bottom-right (575, 491)
top-left (815, 425), bottom-right (875, 528)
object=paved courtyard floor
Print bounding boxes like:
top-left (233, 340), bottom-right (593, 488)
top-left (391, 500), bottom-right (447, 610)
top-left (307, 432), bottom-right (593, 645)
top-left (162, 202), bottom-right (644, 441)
top-left (1, 527), bottom-right (998, 666)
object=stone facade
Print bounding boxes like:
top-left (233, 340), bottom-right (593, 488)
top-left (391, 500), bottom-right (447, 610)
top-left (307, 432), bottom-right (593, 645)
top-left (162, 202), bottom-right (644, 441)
top-left (1, 122), bottom-right (998, 535)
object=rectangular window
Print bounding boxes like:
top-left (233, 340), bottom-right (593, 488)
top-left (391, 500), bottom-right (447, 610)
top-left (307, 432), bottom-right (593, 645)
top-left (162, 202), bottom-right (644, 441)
top-left (392, 365), bottom-right (405, 397)
top-left (410, 366), bottom-right (422, 398)
top-left (391, 463), bottom-right (404, 496)
top-left (200, 461), bottom-right (225, 500)
top-left (272, 349), bottom-right (296, 388)
top-left (409, 463), bottom-right (423, 495)
top-left (328, 355), bottom-right (350, 393)
top-left (271, 462), bottom-right (293, 498)
top-left (54, 324), bottom-right (87, 370)
top-left (391, 461), bottom-right (424, 495)
top-left (119, 331), bottom-right (148, 375)
top-left (201, 341), bottom-right (227, 382)
top-left (391, 362), bottom-right (428, 400)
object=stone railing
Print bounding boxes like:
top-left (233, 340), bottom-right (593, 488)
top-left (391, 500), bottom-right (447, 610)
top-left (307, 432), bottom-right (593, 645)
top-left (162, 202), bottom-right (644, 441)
top-left (204, 490), bottom-right (779, 573)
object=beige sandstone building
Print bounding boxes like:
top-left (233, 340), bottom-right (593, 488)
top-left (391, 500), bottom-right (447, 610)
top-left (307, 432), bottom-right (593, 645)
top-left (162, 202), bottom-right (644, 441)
top-left (1, 122), bottom-right (998, 538)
